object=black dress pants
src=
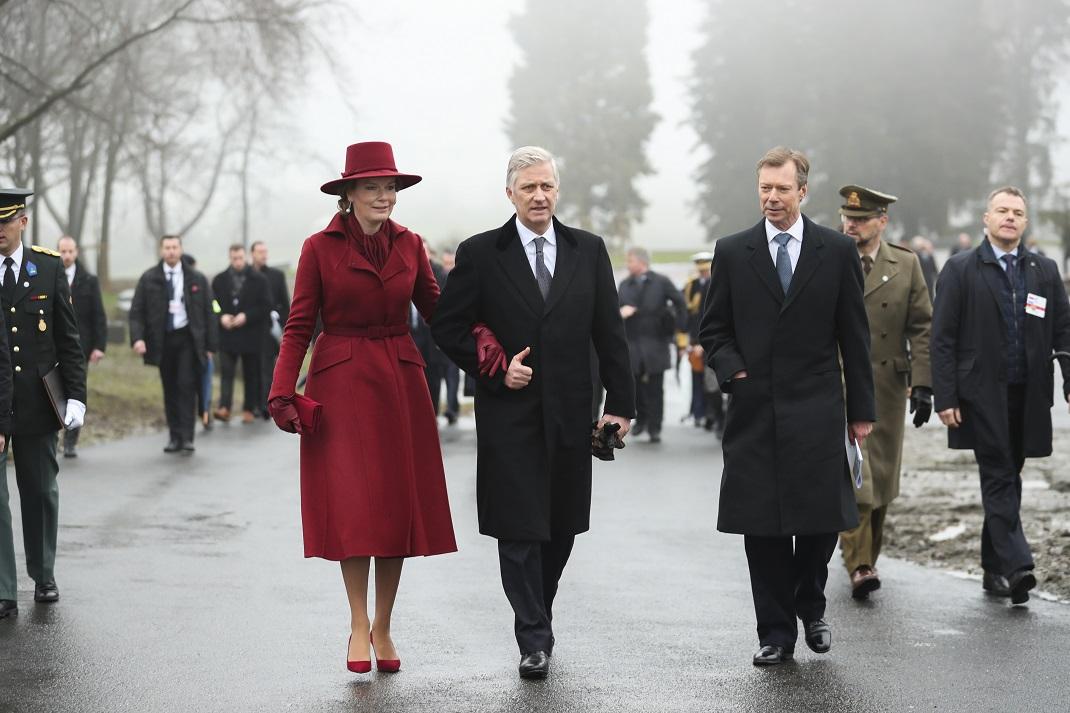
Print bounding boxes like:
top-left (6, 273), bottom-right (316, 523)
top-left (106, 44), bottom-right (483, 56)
top-left (634, 371), bottom-right (665, 435)
top-left (259, 340), bottom-right (280, 413)
top-left (744, 533), bottom-right (838, 649)
top-left (976, 384), bottom-right (1033, 576)
top-left (497, 535), bottom-right (575, 655)
top-left (160, 328), bottom-right (198, 443)
top-left (219, 351), bottom-right (261, 412)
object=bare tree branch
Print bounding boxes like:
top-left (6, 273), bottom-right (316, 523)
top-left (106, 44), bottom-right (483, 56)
top-left (0, 0), bottom-right (198, 144)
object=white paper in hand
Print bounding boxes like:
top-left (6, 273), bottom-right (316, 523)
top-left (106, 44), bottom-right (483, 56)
top-left (845, 427), bottom-right (864, 489)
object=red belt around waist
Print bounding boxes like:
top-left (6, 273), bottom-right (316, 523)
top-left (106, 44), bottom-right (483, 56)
top-left (323, 324), bottom-right (409, 338)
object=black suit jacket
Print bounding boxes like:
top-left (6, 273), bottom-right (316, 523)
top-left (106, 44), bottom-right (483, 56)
top-left (932, 240), bottom-right (1070, 457)
top-left (699, 216), bottom-right (874, 535)
top-left (258, 264), bottom-right (290, 326)
top-left (68, 261), bottom-right (107, 359)
top-left (432, 215), bottom-right (634, 540)
top-left (212, 266), bottom-right (271, 354)
top-left (129, 261), bottom-right (219, 367)
top-left (6, 248), bottom-right (86, 434)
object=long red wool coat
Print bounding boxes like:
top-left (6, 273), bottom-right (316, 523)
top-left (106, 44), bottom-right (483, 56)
top-left (270, 213), bottom-right (457, 560)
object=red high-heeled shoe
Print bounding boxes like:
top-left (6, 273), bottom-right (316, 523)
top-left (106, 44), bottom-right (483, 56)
top-left (370, 632), bottom-right (401, 673)
top-left (347, 635), bottom-right (371, 674)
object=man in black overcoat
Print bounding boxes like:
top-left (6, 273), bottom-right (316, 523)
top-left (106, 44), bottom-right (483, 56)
top-left (212, 244), bottom-right (271, 424)
top-left (129, 234), bottom-right (218, 453)
top-left (617, 246), bottom-right (687, 443)
top-left (57, 236), bottom-right (106, 458)
top-left (0, 188), bottom-right (86, 615)
top-left (932, 186), bottom-right (1070, 605)
top-left (250, 241), bottom-right (289, 418)
top-left (432, 146), bottom-right (634, 680)
top-left (699, 148), bottom-right (875, 665)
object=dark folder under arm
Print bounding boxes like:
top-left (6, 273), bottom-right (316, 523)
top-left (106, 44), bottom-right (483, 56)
top-left (42, 366), bottom-right (67, 430)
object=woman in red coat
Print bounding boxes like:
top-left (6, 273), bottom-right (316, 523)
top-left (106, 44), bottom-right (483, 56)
top-left (268, 142), bottom-right (458, 674)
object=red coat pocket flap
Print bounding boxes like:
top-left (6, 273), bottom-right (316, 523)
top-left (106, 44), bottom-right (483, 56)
top-left (310, 339), bottom-right (352, 374)
top-left (397, 337), bottom-right (427, 368)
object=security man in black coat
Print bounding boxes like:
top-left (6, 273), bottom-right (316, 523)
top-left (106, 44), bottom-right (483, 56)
top-left (250, 241), bottom-right (290, 417)
top-left (0, 188), bottom-right (86, 617)
top-left (57, 236), bottom-right (107, 458)
top-left (211, 244), bottom-right (270, 423)
top-left (129, 234), bottom-right (218, 453)
top-left (932, 186), bottom-right (1070, 605)
top-left (617, 246), bottom-right (687, 443)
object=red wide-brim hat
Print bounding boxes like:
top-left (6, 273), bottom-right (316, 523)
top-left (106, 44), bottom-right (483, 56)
top-left (320, 141), bottom-right (422, 195)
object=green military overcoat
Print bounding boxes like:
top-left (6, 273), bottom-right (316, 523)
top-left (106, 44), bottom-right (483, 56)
top-left (857, 240), bottom-right (932, 508)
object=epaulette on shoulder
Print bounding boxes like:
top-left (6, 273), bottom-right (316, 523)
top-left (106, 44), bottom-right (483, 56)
top-left (30, 245), bottom-right (61, 257)
top-left (888, 242), bottom-right (915, 254)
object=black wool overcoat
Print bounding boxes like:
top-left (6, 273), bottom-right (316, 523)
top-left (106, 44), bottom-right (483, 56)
top-left (212, 266), bottom-right (271, 354)
top-left (129, 262), bottom-right (219, 368)
top-left (931, 241), bottom-right (1070, 457)
top-left (431, 216), bottom-right (635, 540)
top-left (69, 261), bottom-right (107, 359)
top-left (699, 216), bottom-right (875, 536)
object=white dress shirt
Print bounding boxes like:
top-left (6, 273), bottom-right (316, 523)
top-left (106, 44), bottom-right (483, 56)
top-left (1, 243), bottom-right (25, 284)
top-left (65, 263), bottom-right (76, 286)
top-left (765, 215), bottom-right (804, 273)
top-left (989, 240), bottom-right (1022, 273)
top-left (163, 262), bottom-right (189, 329)
top-left (516, 217), bottom-right (557, 277)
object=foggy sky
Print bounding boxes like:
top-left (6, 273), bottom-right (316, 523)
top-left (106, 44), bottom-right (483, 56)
top-left (62, 1), bottom-right (1070, 278)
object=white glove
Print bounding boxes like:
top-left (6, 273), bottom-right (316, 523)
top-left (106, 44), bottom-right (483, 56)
top-left (64, 399), bottom-right (86, 430)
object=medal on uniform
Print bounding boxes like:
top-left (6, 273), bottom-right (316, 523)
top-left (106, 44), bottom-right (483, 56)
top-left (38, 318), bottom-right (46, 332)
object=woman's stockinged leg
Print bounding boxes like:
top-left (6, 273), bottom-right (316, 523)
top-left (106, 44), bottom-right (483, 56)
top-left (340, 557), bottom-right (372, 662)
top-left (371, 557), bottom-right (404, 660)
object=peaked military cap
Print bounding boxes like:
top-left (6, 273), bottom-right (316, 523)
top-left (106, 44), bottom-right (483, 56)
top-left (691, 251), bottom-right (714, 266)
top-left (839, 184), bottom-right (897, 218)
top-left (0, 187), bottom-right (32, 221)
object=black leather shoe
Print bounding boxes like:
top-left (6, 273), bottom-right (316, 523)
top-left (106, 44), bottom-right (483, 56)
top-left (803, 619), bottom-right (831, 653)
top-left (34, 580), bottom-right (59, 603)
top-left (649, 432), bottom-right (662, 443)
top-left (982, 570), bottom-right (1011, 597)
top-left (163, 438), bottom-right (181, 453)
top-left (1008, 569), bottom-right (1036, 605)
top-left (180, 440), bottom-right (195, 455)
top-left (752, 645), bottom-right (793, 666)
top-left (63, 446), bottom-right (77, 458)
top-left (0, 599), bottom-right (16, 618)
top-left (518, 651), bottom-right (549, 679)
top-left (632, 422), bottom-right (646, 436)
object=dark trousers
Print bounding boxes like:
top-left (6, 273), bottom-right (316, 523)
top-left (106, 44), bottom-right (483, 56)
top-left (0, 433), bottom-right (59, 600)
top-left (425, 361), bottom-right (459, 418)
top-left (976, 384), bottom-right (1033, 576)
top-left (634, 371), bottom-right (665, 434)
top-left (744, 533), bottom-right (838, 649)
top-left (219, 351), bottom-right (260, 413)
top-left (160, 328), bottom-right (198, 443)
top-left (259, 340), bottom-right (279, 414)
top-left (497, 535), bottom-right (576, 655)
top-left (62, 427), bottom-right (80, 452)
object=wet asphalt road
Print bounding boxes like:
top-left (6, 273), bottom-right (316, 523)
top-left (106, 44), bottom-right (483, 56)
top-left (2, 383), bottom-right (1069, 712)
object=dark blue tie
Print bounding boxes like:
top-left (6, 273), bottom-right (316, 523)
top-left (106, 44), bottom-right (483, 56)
top-left (166, 269), bottom-right (176, 331)
top-left (1001, 254), bottom-right (1017, 286)
top-left (774, 233), bottom-right (793, 294)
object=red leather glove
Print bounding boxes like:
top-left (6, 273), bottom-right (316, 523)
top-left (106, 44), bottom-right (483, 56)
top-left (268, 395), bottom-right (302, 434)
top-left (471, 322), bottom-right (508, 377)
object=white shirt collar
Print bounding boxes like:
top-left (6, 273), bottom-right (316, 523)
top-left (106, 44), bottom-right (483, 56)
top-left (515, 216), bottom-right (557, 247)
top-left (65, 262), bottom-right (77, 278)
top-left (3, 243), bottom-right (24, 269)
top-left (988, 239), bottom-right (1021, 262)
top-left (765, 214), bottom-right (804, 244)
top-left (163, 260), bottom-right (183, 275)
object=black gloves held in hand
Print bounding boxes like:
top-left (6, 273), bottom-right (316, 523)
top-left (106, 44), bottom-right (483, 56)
top-left (909, 386), bottom-right (933, 428)
top-left (591, 421), bottom-right (626, 461)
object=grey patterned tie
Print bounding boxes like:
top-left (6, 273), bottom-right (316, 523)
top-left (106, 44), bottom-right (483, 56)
top-left (534, 236), bottom-right (552, 300)
top-left (774, 233), bottom-right (793, 294)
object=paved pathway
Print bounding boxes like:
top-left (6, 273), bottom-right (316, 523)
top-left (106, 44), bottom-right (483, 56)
top-left (1, 382), bottom-right (1067, 712)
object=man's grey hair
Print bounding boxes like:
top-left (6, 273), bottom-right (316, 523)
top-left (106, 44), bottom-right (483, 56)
top-left (987, 185), bottom-right (1028, 210)
top-left (506, 146), bottom-right (560, 190)
top-left (627, 247), bottom-right (650, 266)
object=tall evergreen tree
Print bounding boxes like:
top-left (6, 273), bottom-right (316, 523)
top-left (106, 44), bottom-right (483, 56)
top-left (507, 0), bottom-right (658, 244)
top-left (689, 0), bottom-right (1068, 240)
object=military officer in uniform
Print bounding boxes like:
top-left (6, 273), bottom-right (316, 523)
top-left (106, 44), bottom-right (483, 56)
top-left (0, 188), bottom-right (87, 617)
top-left (837, 185), bottom-right (932, 598)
